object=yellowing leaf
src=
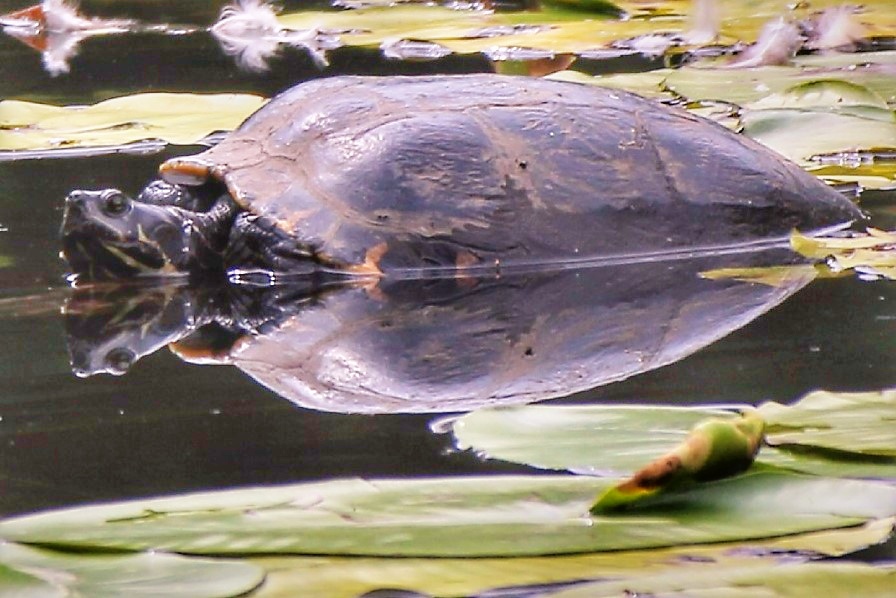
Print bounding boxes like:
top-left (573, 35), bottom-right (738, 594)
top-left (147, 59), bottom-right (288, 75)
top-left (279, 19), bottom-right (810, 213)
top-left (791, 229), bottom-right (896, 279)
top-left (699, 264), bottom-right (819, 286)
top-left (591, 410), bottom-right (765, 512)
top-left (0, 93), bottom-right (265, 151)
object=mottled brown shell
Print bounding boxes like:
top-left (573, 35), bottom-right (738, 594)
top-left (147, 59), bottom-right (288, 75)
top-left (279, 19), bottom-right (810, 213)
top-left (164, 74), bottom-right (860, 272)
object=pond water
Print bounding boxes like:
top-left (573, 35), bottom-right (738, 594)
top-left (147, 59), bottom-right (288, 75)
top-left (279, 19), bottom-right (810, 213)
top-left (1, 0), bottom-right (895, 592)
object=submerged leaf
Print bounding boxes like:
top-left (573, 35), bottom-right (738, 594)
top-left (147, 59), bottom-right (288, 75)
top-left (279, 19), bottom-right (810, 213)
top-left (0, 93), bottom-right (265, 151)
top-left (1, 473), bottom-right (895, 557)
top-left (591, 410), bottom-right (765, 512)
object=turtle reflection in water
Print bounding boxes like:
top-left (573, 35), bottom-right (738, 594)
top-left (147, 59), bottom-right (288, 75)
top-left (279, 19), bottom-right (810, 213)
top-left (65, 251), bottom-right (815, 414)
top-left (61, 75), bottom-right (861, 281)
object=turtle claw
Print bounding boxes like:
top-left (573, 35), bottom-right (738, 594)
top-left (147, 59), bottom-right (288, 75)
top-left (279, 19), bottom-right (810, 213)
top-left (159, 158), bottom-right (214, 186)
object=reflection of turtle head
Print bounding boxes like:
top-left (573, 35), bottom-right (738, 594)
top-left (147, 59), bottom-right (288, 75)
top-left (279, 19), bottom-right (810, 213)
top-left (61, 188), bottom-right (229, 280)
top-left (63, 284), bottom-right (206, 377)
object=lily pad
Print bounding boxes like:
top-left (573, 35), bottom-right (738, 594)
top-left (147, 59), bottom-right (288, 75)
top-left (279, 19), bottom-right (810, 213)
top-left (792, 229), bottom-right (896, 280)
top-left (700, 264), bottom-right (820, 287)
top-left (452, 405), bottom-right (734, 475)
top-left (1, 473), bottom-right (895, 557)
top-left (742, 107), bottom-right (896, 163)
top-left (761, 389), bottom-right (896, 456)
top-left (748, 79), bottom-right (891, 111)
top-left (0, 93), bottom-right (265, 151)
top-left (0, 542), bottom-right (264, 597)
top-left (547, 68), bottom-right (675, 100)
top-left (451, 391), bottom-right (896, 478)
top-left (250, 518), bottom-right (896, 597)
top-left (662, 50), bottom-right (896, 107)
top-left (552, 561), bottom-right (896, 598)
top-left (277, 4), bottom-right (667, 56)
top-left (271, 0), bottom-right (896, 60)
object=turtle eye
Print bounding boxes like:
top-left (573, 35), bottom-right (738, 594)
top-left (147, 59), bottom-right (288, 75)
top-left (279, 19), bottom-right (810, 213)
top-left (105, 347), bottom-right (135, 375)
top-left (101, 190), bottom-right (131, 218)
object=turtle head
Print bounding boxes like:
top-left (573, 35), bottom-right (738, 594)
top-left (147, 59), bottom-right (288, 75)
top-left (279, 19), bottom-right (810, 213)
top-left (62, 188), bottom-right (201, 280)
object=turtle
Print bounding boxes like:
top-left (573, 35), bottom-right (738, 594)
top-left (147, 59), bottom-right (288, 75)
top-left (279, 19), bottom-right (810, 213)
top-left (61, 74), bottom-right (863, 281)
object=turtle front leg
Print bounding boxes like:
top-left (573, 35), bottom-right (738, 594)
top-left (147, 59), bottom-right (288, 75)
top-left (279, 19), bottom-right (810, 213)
top-left (225, 213), bottom-right (315, 274)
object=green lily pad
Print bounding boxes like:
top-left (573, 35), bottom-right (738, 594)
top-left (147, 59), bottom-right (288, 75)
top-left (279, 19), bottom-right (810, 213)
top-left (0, 93), bottom-right (265, 151)
top-left (451, 390), bottom-right (896, 478)
top-left (742, 107), bottom-right (896, 163)
top-left (452, 405), bottom-right (732, 475)
top-left (552, 561), bottom-right (896, 598)
top-left (0, 542), bottom-right (264, 597)
top-left (664, 51), bottom-right (896, 107)
top-left (279, 4), bottom-right (666, 55)
top-left (748, 79), bottom-right (891, 111)
top-left (547, 69), bottom-right (675, 100)
top-left (761, 389), bottom-right (896, 456)
top-left (250, 518), bottom-right (896, 597)
top-left (1, 473), bottom-right (895, 557)
top-left (272, 0), bottom-right (896, 60)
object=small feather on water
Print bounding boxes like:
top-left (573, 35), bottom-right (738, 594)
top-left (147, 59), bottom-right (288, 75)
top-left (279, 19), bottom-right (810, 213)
top-left (803, 5), bottom-right (867, 50)
top-left (727, 17), bottom-right (803, 68)
top-left (686, 0), bottom-right (720, 45)
top-left (211, 0), bottom-right (332, 71)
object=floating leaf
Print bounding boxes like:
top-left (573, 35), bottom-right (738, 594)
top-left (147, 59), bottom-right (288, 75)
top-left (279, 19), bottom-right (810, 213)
top-left (0, 93), bottom-right (265, 151)
top-left (547, 68), bottom-right (675, 100)
top-left (2, 472), bottom-right (895, 557)
top-left (278, 5), bottom-right (668, 56)
top-left (451, 391), bottom-right (896, 479)
top-left (810, 157), bottom-right (896, 190)
top-left (451, 404), bottom-right (731, 475)
top-left (250, 518), bottom-right (896, 597)
top-left (748, 79), bottom-right (890, 111)
top-left (700, 264), bottom-right (820, 286)
top-left (792, 229), bottom-right (896, 280)
top-left (0, 542), bottom-right (264, 597)
top-left (591, 410), bottom-right (765, 512)
top-left (552, 561), bottom-right (896, 598)
top-left (742, 108), bottom-right (896, 164)
top-left (760, 389), bottom-right (896, 456)
top-left (663, 51), bottom-right (896, 107)
top-left (270, 0), bottom-right (896, 59)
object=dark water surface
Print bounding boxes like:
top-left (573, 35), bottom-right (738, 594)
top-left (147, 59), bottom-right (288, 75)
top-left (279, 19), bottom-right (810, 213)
top-left (0, 0), bottom-right (894, 550)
